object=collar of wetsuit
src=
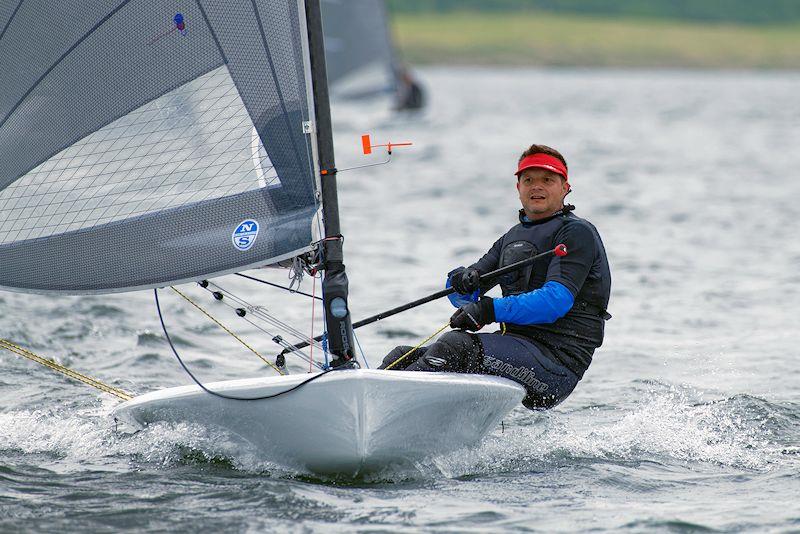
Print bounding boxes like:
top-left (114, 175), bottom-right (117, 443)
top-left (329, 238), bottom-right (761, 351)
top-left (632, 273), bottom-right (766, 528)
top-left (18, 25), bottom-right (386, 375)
top-left (518, 204), bottom-right (575, 225)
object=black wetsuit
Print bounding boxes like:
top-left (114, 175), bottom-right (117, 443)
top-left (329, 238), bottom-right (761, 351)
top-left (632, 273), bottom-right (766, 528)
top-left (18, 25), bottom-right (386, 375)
top-left (381, 206), bottom-right (612, 409)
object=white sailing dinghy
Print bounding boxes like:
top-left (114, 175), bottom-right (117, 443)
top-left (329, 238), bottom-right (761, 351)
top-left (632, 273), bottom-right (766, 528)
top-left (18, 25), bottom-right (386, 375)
top-left (114, 370), bottom-right (523, 474)
top-left (0, 0), bottom-right (523, 474)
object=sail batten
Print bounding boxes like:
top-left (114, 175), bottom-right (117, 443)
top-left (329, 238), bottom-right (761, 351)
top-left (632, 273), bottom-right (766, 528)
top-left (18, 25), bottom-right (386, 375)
top-left (0, 1), bottom-right (138, 135)
top-left (0, 0), bottom-right (320, 294)
top-left (0, 3), bottom-right (21, 41)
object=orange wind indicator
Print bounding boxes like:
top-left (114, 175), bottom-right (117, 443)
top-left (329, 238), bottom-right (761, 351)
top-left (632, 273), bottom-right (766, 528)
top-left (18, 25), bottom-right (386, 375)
top-left (361, 134), bottom-right (413, 155)
top-left (327, 134), bottom-right (414, 175)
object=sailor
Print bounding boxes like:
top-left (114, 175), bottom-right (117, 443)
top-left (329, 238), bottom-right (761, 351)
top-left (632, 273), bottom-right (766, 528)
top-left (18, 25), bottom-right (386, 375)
top-left (380, 144), bottom-right (611, 410)
top-left (394, 65), bottom-right (425, 111)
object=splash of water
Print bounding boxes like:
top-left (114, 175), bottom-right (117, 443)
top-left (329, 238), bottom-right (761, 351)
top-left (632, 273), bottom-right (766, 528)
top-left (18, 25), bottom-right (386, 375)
top-left (0, 377), bottom-right (783, 483)
top-left (0, 401), bottom-right (286, 474)
top-left (426, 381), bottom-right (777, 479)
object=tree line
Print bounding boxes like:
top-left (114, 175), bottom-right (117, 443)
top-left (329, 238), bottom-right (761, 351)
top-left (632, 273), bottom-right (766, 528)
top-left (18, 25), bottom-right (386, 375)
top-left (386, 0), bottom-right (800, 25)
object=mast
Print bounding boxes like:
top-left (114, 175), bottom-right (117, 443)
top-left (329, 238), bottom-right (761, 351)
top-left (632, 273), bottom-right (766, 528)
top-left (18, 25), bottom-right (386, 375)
top-left (305, 0), bottom-right (356, 367)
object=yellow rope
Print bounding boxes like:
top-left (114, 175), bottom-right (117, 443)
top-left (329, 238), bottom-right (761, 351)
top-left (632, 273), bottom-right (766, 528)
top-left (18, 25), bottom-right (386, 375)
top-left (0, 338), bottom-right (133, 401)
top-left (385, 322), bottom-right (451, 370)
top-left (169, 286), bottom-right (283, 375)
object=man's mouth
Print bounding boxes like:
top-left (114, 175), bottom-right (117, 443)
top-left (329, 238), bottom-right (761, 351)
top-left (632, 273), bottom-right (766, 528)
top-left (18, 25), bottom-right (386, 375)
top-left (529, 195), bottom-right (546, 201)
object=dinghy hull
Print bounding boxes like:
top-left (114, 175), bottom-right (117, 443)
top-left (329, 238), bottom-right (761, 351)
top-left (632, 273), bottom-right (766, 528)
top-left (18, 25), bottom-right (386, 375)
top-left (113, 369), bottom-right (524, 474)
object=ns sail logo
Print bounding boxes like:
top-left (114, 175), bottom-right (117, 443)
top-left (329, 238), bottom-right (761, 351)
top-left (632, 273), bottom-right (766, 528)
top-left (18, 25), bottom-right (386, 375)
top-left (232, 219), bottom-right (259, 251)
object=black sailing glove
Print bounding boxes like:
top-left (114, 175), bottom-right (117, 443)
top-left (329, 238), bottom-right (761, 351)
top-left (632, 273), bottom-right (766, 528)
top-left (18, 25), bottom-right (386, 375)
top-left (449, 266), bottom-right (481, 294)
top-left (450, 297), bottom-right (495, 332)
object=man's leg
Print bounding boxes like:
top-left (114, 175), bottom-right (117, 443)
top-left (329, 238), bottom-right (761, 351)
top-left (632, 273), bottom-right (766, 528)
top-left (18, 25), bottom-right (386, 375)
top-left (477, 333), bottom-right (580, 409)
top-left (378, 345), bottom-right (427, 370)
top-left (380, 332), bottom-right (481, 372)
top-left (380, 331), bottom-right (579, 409)
top-left (404, 331), bottom-right (482, 373)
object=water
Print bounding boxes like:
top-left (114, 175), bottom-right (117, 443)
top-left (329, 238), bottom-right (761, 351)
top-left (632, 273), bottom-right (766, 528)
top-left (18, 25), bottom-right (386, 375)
top-left (2, 67), bottom-right (800, 532)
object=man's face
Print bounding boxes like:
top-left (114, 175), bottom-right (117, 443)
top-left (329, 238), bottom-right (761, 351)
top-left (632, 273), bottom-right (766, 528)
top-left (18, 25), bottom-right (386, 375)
top-left (516, 168), bottom-right (569, 220)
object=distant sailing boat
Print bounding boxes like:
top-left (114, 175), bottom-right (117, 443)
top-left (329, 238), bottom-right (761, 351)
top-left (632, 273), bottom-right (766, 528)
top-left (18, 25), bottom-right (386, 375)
top-left (0, 0), bottom-right (519, 474)
top-left (321, 0), bottom-right (425, 109)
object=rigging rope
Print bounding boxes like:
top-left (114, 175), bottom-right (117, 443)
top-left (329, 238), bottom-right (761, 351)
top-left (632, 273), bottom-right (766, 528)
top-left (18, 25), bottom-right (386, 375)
top-left (206, 282), bottom-right (323, 350)
top-left (155, 289), bottom-right (332, 401)
top-left (309, 273), bottom-right (317, 372)
top-left (384, 322), bottom-right (451, 370)
top-left (169, 286), bottom-right (283, 375)
top-left (234, 272), bottom-right (321, 300)
top-left (289, 256), bottom-right (306, 290)
top-left (0, 338), bottom-right (133, 401)
top-left (201, 281), bottom-right (326, 368)
top-left (353, 330), bottom-right (370, 369)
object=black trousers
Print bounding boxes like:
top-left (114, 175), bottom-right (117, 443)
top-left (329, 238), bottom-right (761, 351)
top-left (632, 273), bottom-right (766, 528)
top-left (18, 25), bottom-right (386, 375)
top-left (379, 331), bottom-right (580, 410)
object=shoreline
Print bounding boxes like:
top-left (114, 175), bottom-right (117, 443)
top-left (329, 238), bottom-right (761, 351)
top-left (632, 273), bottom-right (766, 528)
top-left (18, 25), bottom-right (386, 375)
top-left (407, 63), bottom-right (800, 74)
top-left (391, 12), bottom-right (800, 70)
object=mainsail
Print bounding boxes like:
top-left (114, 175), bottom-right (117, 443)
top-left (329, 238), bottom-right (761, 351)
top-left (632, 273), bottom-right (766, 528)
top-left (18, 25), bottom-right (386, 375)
top-left (0, 2), bottom-right (522, 472)
top-left (0, 0), bottom-right (322, 294)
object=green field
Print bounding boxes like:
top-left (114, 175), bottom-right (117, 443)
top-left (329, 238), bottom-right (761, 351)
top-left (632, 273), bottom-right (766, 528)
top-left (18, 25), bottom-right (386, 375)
top-left (391, 11), bottom-right (800, 69)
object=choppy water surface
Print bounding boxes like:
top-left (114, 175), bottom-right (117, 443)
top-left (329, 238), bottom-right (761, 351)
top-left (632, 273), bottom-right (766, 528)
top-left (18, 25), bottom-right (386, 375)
top-left (2, 67), bottom-right (799, 532)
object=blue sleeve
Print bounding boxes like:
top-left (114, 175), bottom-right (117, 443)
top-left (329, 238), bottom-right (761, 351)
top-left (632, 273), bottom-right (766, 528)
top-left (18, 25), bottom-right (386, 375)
top-left (492, 280), bottom-right (574, 324)
top-left (446, 275), bottom-right (479, 308)
top-left (446, 236), bottom-right (504, 308)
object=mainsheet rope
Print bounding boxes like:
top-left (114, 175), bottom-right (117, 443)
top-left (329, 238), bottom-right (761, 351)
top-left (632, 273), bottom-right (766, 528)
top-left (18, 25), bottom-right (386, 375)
top-left (0, 305), bottom-right (449, 402)
top-left (0, 338), bottom-right (133, 401)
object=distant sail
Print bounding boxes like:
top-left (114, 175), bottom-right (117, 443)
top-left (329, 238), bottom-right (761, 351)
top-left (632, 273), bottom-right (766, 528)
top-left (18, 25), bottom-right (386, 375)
top-left (321, 0), bottom-right (397, 100)
top-left (0, 1), bottom-right (321, 294)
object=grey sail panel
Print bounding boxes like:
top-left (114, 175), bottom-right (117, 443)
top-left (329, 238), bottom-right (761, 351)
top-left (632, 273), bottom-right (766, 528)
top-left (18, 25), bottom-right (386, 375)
top-left (0, 66), bottom-right (281, 244)
top-left (0, 0), bottom-right (319, 294)
top-left (0, 191), bottom-right (316, 294)
top-left (198, 1), bottom-right (316, 210)
top-left (0, 0), bottom-right (224, 191)
top-left (321, 0), bottom-right (397, 99)
top-left (0, 1), bottom-right (23, 41)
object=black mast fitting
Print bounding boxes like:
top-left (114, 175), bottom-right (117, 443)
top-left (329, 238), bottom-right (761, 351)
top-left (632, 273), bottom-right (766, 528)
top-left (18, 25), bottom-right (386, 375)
top-left (305, 0), bottom-right (355, 367)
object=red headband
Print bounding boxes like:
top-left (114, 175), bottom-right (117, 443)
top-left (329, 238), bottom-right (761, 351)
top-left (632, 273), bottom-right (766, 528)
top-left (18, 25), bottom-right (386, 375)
top-left (515, 154), bottom-right (568, 180)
